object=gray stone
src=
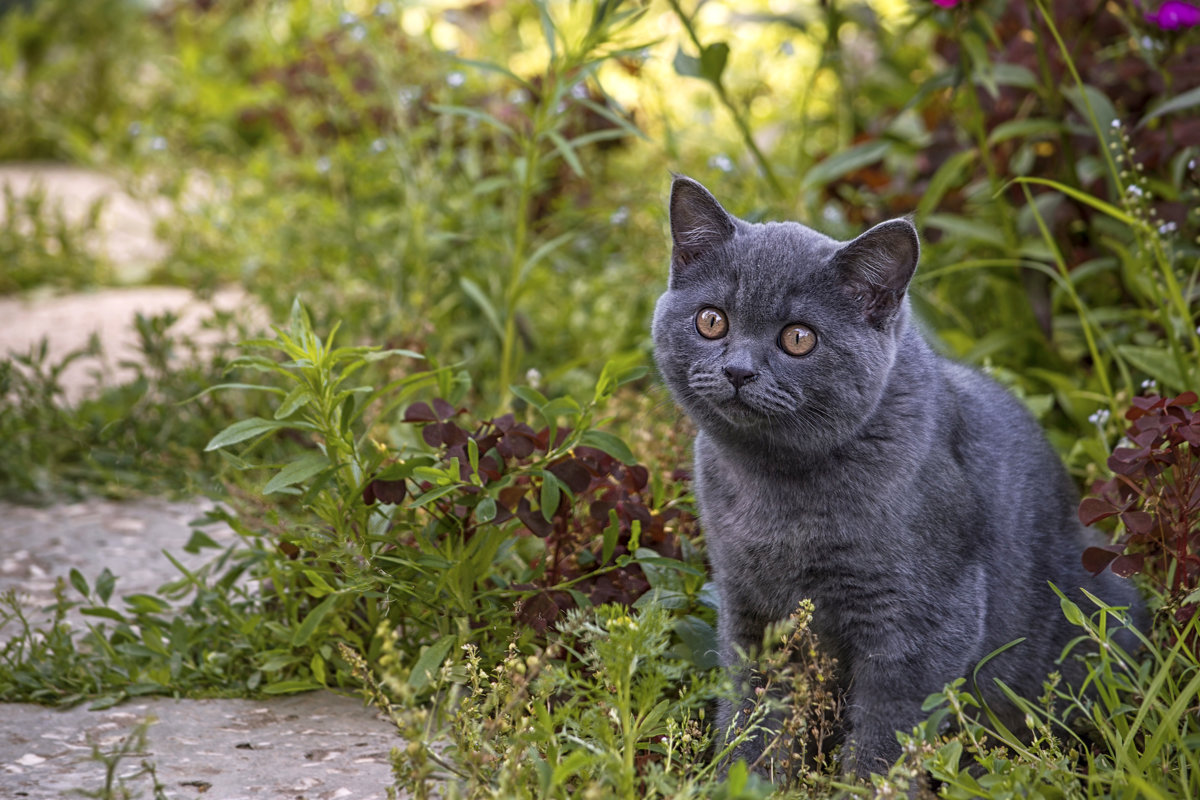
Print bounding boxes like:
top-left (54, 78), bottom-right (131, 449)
top-left (0, 691), bottom-right (399, 799)
top-left (0, 499), bottom-right (411, 799)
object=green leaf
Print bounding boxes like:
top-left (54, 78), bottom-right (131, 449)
top-left (69, 568), bottom-right (89, 598)
top-left (674, 615), bottom-right (719, 668)
top-left (546, 129), bottom-right (584, 177)
top-left (264, 452), bottom-right (329, 495)
top-left (204, 417), bottom-right (290, 451)
top-left (672, 45), bottom-right (701, 79)
top-left (95, 568), bottom-right (115, 605)
top-left (310, 653), bottom-right (327, 685)
top-left (89, 696), bottom-right (124, 711)
top-left (801, 140), bottom-right (891, 189)
top-left (450, 56), bottom-right (533, 91)
top-left (986, 118), bottom-right (1065, 145)
top-left (183, 530), bottom-right (222, 553)
top-left (361, 348), bottom-right (423, 362)
top-left (291, 594), bottom-right (339, 648)
top-left (915, 148), bottom-right (977, 222)
top-left (80, 607), bottom-right (125, 622)
top-left (579, 430), bottom-right (635, 464)
top-left (1063, 83), bottom-right (1117, 136)
top-left (476, 496), bottom-right (497, 523)
top-left (925, 213), bottom-right (1009, 249)
top-left (1012, 177), bottom-right (1138, 227)
top-left (540, 471), bottom-right (562, 522)
top-left (262, 680), bottom-right (321, 695)
top-left (408, 636), bottom-right (455, 690)
top-left (124, 594), bottom-right (170, 614)
top-left (541, 396), bottom-right (581, 422)
top-left (1141, 85), bottom-right (1200, 124)
top-left (409, 483), bottom-right (460, 508)
top-left (467, 437), bottom-right (480, 477)
top-left (1117, 345), bottom-right (1189, 392)
top-left (602, 509), bottom-right (620, 565)
top-left (459, 277), bottom-right (504, 338)
top-left (1059, 596), bottom-right (1084, 626)
top-left (428, 103), bottom-right (515, 138)
top-left (511, 385), bottom-right (549, 411)
top-left (183, 382), bottom-right (287, 403)
top-left (700, 42), bottom-right (729, 84)
top-left (726, 759), bottom-right (748, 793)
top-left (274, 385), bottom-right (312, 420)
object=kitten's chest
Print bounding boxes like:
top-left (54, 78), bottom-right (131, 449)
top-left (694, 435), bottom-right (897, 617)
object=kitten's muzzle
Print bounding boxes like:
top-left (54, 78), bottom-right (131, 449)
top-left (724, 365), bottom-right (757, 389)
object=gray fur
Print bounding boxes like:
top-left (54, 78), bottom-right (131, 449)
top-left (651, 176), bottom-right (1143, 778)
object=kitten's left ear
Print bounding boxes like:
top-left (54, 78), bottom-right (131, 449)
top-left (834, 218), bottom-right (920, 327)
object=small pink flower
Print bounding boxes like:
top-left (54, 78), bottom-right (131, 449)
top-left (931, 0), bottom-right (959, 7)
top-left (1146, 0), bottom-right (1200, 29)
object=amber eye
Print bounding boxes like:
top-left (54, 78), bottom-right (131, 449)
top-left (779, 323), bottom-right (817, 356)
top-left (695, 307), bottom-right (728, 339)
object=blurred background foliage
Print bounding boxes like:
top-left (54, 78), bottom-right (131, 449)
top-left (3, 0), bottom-right (1197, 478)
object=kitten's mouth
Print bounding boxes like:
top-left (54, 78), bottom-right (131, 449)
top-left (712, 392), bottom-right (762, 424)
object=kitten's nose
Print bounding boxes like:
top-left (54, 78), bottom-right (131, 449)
top-left (724, 365), bottom-right (756, 389)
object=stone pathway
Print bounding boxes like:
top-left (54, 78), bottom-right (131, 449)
top-left (1, 693), bottom-right (396, 800)
top-left (0, 166), bottom-right (410, 798)
top-left (0, 499), bottom-right (406, 800)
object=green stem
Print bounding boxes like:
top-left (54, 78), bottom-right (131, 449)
top-left (1022, 184), bottom-right (1115, 406)
top-left (619, 663), bottom-right (635, 799)
top-left (666, 0), bottom-right (782, 196)
top-left (498, 113), bottom-right (543, 409)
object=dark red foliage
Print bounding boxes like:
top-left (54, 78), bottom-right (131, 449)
top-left (362, 478), bottom-right (407, 506)
top-left (1080, 392), bottom-right (1200, 632)
top-left (403, 400), bottom-right (693, 634)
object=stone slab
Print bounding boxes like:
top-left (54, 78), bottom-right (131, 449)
top-left (0, 499), bottom-right (411, 799)
top-left (0, 691), bottom-right (399, 799)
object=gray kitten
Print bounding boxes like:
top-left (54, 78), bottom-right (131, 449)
top-left (651, 176), bottom-right (1143, 778)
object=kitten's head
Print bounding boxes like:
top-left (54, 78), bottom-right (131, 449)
top-left (651, 176), bottom-right (920, 453)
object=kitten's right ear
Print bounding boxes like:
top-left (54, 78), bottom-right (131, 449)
top-left (669, 175), bottom-right (736, 269)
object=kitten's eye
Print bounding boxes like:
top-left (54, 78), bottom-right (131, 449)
top-left (779, 323), bottom-right (817, 356)
top-left (695, 307), bottom-right (728, 339)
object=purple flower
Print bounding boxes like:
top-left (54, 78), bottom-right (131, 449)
top-left (931, 0), bottom-right (959, 6)
top-left (1146, 1), bottom-right (1200, 29)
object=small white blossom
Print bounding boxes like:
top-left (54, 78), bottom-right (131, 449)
top-left (780, 41), bottom-right (795, 56)
top-left (1158, 221), bottom-right (1177, 235)
top-left (1088, 408), bottom-right (1111, 427)
top-left (447, 71), bottom-right (466, 88)
top-left (1127, 184), bottom-right (1143, 197)
top-left (316, 156), bottom-right (331, 174)
top-left (1111, 119), bottom-right (1121, 129)
top-left (1189, 159), bottom-right (1197, 171)
top-left (610, 206), bottom-right (629, 225)
top-left (370, 138), bottom-right (387, 154)
top-left (339, 11), bottom-right (358, 26)
top-left (570, 82), bottom-right (589, 99)
top-left (709, 154), bottom-right (734, 173)
top-left (525, 368), bottom-right (542, 389)
top-left (1141, 378), bottom-right (1157, 391)
top-left (127, 121), bottom-right (142, 137)
top-left (374, 2), bottom-right (393, 15)
top-left (396, 86), bottom-right (420, 108)
top-left (508, 89), bottom-right (529, 105)
top-left (350, 24), bottom-right (366, 41)
top-left (149, 136), bottom-right (167, 151)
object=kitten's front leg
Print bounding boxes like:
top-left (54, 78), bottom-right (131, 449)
top-left (843, 654), bottom-right (950, 779)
